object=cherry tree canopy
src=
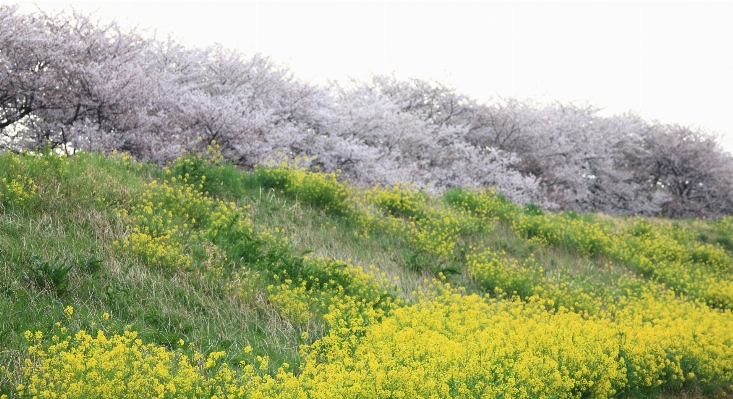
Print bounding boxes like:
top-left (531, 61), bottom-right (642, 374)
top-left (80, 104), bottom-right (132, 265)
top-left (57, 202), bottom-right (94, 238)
top-left (2, 5), bottom-right (731, 217)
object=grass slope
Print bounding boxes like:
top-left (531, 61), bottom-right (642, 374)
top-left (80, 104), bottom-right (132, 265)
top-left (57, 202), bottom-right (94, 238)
top-left (1, 148), bottom-right (732, 398)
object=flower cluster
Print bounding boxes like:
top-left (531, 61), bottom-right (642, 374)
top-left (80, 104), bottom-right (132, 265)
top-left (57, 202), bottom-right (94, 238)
top-left (0, 153), bottom-right (38, 210)
top-left (299, 283), bottom-right (629, 399)
top-left (450, 188), bottom-right (733, 309)
top-left (254, 157), bottom-right (353, 215)
top-left (18, 323), bottom-right (299, 398)
top-left (24, 279), bottom-right (733, 398)
top-left (0, 175), bottom-right (37, 209)
top-left (249, 169), bottom-right (733, 393)
top-left (352, 183), bottom-right (483, 271)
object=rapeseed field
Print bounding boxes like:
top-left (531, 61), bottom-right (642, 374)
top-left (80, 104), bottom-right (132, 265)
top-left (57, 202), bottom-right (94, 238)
top-left (1, 148), bottom-right (731, 398)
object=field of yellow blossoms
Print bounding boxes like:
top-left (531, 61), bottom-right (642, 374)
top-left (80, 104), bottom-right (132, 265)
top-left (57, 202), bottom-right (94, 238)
top-left (1, 148), bottom-right (732, 398)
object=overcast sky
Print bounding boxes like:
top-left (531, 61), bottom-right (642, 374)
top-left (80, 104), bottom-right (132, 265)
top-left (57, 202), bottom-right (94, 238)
top-left (11, 1), bottom-right (733, 153)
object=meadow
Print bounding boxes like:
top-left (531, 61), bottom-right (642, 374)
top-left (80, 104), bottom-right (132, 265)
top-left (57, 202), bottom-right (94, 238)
top-left (1, 147), bottom-right (732, 398)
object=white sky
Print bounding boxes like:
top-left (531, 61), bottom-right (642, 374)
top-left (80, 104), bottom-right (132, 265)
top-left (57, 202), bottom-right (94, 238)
top-left (9, 1), bottom-right (733, 153)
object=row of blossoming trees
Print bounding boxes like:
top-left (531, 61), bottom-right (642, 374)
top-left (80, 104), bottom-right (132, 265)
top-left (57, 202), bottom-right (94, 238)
top-left (2, 5), bottom-right (732, 218)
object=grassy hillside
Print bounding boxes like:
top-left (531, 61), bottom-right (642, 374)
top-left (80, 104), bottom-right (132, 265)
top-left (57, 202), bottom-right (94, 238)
top-left (1, 147), bottom-right (732, 398)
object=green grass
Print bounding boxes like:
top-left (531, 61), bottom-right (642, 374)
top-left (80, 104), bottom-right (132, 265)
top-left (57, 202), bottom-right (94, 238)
top-left (0, 152), bottom-right (303, 390)
top-left (1, 149), bottom-right (732, 398)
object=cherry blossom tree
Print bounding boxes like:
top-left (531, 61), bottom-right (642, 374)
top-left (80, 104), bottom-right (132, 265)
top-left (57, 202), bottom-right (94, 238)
top-left (325, 75), bottom-right (543, 205)
top-left (626, 123), bottom-right (733, 217)
top-left (2, 4), bottom-right (731, 217)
